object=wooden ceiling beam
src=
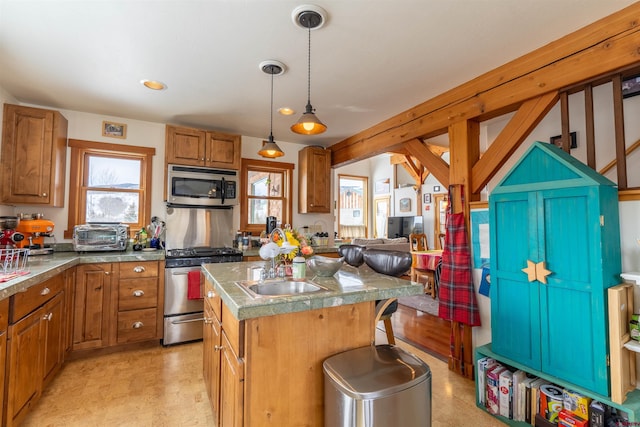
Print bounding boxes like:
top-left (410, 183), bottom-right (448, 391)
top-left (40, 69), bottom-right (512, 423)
top-left (470, 91), bottom-right (558, 193)
top-left (404, 139), bottom-right (450, 188)
top-left (330, 3), bottom-right (640, 167)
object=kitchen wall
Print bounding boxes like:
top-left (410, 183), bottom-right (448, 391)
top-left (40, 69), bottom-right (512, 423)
top-left (0, 85), bottom-right (334, 246)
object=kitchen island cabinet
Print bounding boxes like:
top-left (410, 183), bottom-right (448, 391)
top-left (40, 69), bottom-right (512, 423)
top-left (0, 298), bottom-right (9, 424)
top-left (1, 103), bottom-right (68, 206)
top-left (202, 261), bottom-right (421, 426)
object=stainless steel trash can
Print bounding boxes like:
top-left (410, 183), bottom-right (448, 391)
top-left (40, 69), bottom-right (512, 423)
top-left (323, 344), bottom-right (431, 427)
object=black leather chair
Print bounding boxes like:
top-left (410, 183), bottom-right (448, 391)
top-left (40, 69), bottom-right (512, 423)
top-left (362, 249), bottom-right (413, 345)
top-left (337, 244), bottom-right (365, 267)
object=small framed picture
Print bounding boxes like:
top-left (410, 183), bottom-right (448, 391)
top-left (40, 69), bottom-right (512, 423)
top-left (102, 121), bottom-right (127, 139)
top-left (399, 198), bottom-right (411, 212)
top-left (623, 74), bottom-right (640, 98)
top-left (424, 193), bottom-right (432, 203)
top-left (550, 132), bottom-right (577, 149)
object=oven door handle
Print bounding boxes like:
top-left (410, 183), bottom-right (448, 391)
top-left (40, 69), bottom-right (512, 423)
top-left (221, 177), bottom-right (226, 204)
top-left (169, 271), bottom-right (198, 276)
top-left (170, 317), bottom-right (204, 325)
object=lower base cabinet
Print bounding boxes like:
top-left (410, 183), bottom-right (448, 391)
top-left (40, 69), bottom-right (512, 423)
top-left (73, 261), bottom-right (164, 351)
top-left (5, 274), bottom-right (65, 427)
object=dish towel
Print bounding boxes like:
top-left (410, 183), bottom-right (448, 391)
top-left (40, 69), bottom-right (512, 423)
top-left (187, 270), bottom-right (202, 300)
top-left (438, 210), bottom-right (481, 326)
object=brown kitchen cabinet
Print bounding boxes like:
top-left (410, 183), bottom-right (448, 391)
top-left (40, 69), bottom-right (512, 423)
top-left (114, 261), bottom-right (164, 344)
top-left (203, 276), bottom-right (373, 426)
top-left (73, 261), bottom-right (164, 351)
top-left (73, 263), bottom-right (113, 350)
top-left (165, 125), bottom-right (241, 170)
top-left (5, 274), bottom-right (66, 427)
top-left (0, 298), bottom-right (9, 426)
top-left (203, 277), bottom-right (244, 426)
top-left (298, 145), bottom-right (331, 213)
top-left (203, 279), bottom-right (222, 422)
top-left (0, 103), bottom-right (68, 206)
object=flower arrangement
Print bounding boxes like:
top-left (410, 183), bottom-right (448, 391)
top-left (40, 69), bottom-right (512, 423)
top-left (272, 228), bottom-right (314, 261)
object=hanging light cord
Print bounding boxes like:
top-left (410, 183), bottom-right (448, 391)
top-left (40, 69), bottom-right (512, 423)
top-left (269, 67), bottom-right (274, 138)
top-left (306, 23), bottom-right (312, 109)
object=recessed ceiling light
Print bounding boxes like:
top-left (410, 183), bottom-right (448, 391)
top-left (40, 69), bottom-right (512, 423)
top-left (278, 107), bottom-right (295, 116)
top-left (140, 80), bottom-right (167, 90)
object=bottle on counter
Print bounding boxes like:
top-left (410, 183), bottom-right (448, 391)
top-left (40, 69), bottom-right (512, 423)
top-left (139, 227), bottom-right (148, 248)
top-left (292, 255), bottom-right (306, 279)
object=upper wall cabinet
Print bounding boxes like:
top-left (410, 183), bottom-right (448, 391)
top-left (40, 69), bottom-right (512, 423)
top-left (489, 141), bottom-right (621, 396)
top-left (165, 125), bottom-right (241, 170)
top-left (298, 146), bottom-right (331, 213)
top-left (1, 104), bottom-right (68, 206)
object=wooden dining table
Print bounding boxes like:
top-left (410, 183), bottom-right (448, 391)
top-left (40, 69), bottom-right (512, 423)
top-left (410, 249), bottom-right (443, 298)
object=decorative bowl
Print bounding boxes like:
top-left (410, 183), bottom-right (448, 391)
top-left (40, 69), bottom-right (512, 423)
top-left (306, 255), bottom-right (344, 277)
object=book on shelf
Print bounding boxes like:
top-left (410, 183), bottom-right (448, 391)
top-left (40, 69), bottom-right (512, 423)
top-left (499, 369), bottom-right (514, 419)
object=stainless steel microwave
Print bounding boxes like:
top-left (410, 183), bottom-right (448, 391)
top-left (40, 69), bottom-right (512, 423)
top-left (167, 164), bottom-right (238, 207)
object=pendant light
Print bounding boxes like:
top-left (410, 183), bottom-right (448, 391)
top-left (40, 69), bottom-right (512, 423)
top-left (258, 60), bottom-right (285, 158)
top-left (291, 5), bottom-right (327, 135)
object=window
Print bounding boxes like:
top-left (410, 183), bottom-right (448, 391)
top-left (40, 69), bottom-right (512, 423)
top-left (240, 158), bottom-right (294, 234)
top-left (338, 175), bottom-right (368, 239)
top-left (65, 139), bottom-right (155, 238)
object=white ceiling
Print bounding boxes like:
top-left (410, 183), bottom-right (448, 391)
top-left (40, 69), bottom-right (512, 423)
top-left (0, 0), bottom-right (636, 148)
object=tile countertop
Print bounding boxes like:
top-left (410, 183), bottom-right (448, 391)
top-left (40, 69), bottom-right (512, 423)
top-left (0, 249), bottom-right (165, 300)
top-left (202, 261), bottom-right (423, 321)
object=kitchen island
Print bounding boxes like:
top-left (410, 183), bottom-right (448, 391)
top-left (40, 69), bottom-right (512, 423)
top-left (201, 260), bottom-right (422, 426)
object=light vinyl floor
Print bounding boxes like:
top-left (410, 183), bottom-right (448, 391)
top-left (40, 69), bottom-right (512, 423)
top-left (22, 336), bottom-right (504, 426)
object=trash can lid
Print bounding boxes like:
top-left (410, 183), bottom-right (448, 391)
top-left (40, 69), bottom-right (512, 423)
top-left (323, 345), bottom-right (431, 399)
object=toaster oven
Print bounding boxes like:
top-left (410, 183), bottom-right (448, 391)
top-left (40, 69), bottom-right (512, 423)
top-left (72, 223), bottom-right (129, 252)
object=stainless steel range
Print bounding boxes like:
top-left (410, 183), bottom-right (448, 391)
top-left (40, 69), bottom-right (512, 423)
top-left (162, 206), bottom-right (241, 346)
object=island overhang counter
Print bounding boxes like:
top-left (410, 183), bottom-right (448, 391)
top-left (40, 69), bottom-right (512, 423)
top-left (201, 260), bottom-right (423, 426)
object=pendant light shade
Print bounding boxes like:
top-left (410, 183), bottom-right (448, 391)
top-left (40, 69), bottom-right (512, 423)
top-left (291, 6), bottom-right (327, 135)
top-left (258, 60), bottom-right (286, 159)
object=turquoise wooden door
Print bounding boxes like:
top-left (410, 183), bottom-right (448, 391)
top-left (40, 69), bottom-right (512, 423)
top-left (491, 186), bottom-right (609, 395)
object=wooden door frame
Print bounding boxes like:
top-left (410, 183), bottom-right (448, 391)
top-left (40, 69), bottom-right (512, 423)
top-left (373, 196), bottom-right (390, 238)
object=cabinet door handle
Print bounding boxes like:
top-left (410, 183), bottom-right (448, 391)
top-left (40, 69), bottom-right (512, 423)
top-left (214, 345), bottom-right (223, 351)
top-left (42, 192), bottom-right (47, 197)
top-left (132, 290), bottom-right (145, 297)
top-left (207, 291), bottom-right (215, 298)
top-left (42, 312), bottom-right (53, 321)
top-left (40, 287), bottom-right (50, 296)
top-left (132, 321), bottom-right (144, 329)
top-left (133, 266), bottom-right (146, 273)
top-left (204, 317), bottom-right (213, 324)
top-left (104, 271), bottom-right (110, 276)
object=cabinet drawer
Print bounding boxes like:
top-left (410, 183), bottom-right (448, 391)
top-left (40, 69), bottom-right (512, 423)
top-left (118, 278), bottom-right (158, 311)
top-left (119, 261), bottom-right (158, 279)
top-left (205, 278), bottom-right (221, 321)
top-left (222, 304), bottom-right (244, 358)
top-left (11, 274), bottom-right (63, 323)
top-left (0, 298), bottom-right (9, 331)
top-left (117, 308), bottom-right (158, 344)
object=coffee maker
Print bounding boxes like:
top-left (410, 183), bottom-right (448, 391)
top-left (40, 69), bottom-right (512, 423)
top-left (266, 216), bottom-right (277, 235)
top-left (15, 218), bottom-right (55, 255)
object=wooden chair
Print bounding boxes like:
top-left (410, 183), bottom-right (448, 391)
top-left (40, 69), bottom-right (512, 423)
top-left (363, 249), bottom-right (413, 345)
top-left (409, 233), bottom-right (436, 298)
top-left (409, 233), bottom-right (428, 251)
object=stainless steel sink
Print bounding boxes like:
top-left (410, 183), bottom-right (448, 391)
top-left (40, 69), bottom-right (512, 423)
top-left (235, 279), bottom-right (330, 298)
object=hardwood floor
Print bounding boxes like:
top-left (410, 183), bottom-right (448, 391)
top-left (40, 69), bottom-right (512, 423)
top-left (21, 306), bottom-right (502, 427)
top-left (388, 301), bottom-right (451, 360)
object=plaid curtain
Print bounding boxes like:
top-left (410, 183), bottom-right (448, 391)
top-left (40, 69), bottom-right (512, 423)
top-left (437, 210), bottom-right (481, 326)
